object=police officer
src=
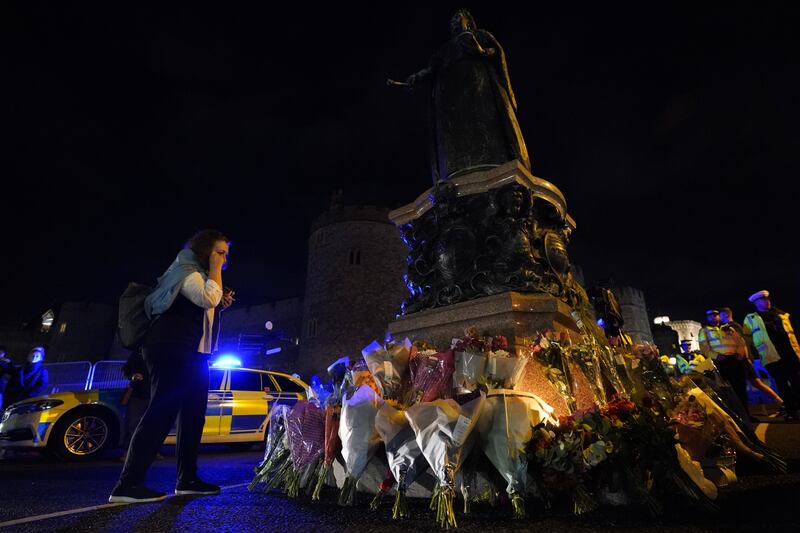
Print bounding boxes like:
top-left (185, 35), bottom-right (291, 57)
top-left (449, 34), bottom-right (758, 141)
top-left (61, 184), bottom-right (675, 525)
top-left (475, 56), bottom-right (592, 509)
top-left (743, 290), bottom-right (800, 421)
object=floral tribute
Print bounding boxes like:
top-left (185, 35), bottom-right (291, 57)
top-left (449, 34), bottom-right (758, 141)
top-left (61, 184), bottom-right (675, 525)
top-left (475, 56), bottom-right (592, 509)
top-left (248, 325), bottom-right (787, 529)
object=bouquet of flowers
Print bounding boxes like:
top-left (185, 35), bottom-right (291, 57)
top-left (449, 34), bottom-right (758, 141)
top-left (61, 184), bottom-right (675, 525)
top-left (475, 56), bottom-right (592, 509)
top-left (527, 332), bottom-right (577, 413)
top-left (284, 400), bottom-right (326, 498)
top-left (311, 356), bottom-right (349, 500)
top-left (362, 338), bottom-right (412, 407)
top-left (249, 405), bottom-right (292, 492)
top-left (349, 358), bottom-right (382, 398)
top-left (408, 348), bottom-right (455, 405)
top-left (597, 345), bottom-right (632, 397)
top-left (597, 394), bottom-right (718, 514)
top-left (326, 356), bottom-right (350, 405)
top-left (311, 403), bottom-right (342, 500)
top-left (372, 402), bottom-right (428, 518)
top-left (568, 344), bottom-right (607, 406)
top-left (405, 394), bottom-right (486, 529)
top-left (452, 328), bottom-right (487, 395)
top-left (528, 403), bottom-right (618, 515)
top-left (629, 343), bottom-right (676, 410)
top-left (670, 394), bottom-right (721, 461)
top-left (477, 389), bottom-right (556, 518)
top-left (338, 384), bottom-right (384, 506)
top-left (484, 344), bottom-right (528, 390)
top-left (529, 422), bottom-right (597, 514)
top-left (682, 383), bottom-right (783, 468)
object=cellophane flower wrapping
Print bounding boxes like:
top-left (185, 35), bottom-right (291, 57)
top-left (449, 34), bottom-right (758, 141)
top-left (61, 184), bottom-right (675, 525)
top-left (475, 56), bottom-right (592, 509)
top-left (405, 394), bottom-right (486, 529)
top-left (249, 404), bottom-right (291, 492)
top-left (374, 402), bottom-right (428, 518)
top-left (485, 350), bottom-right (529, 390)
top-left (477, 390), bottom-right (555, 518)
top-left (310, 357), bottom-right (349, 500)
top-left (682, 385), bottom-right (769, 464)
top-left (312, 403), bottom-right (342, 500)
top-left (362, 338), bottom-right (412, 407)
top-left (568, 345), bottom-right (607, 407)
top-left (350, 358), bottom-right (382, 398)
top-left (408, 349), bottom-right (455, 405)
top-left (453, 350), bottom-right (487, 395)
top-left (337, 384), bottom-right (384, 506)
top-left (284, 400), bottom-right (326, 497)
top-left (525, 333), bottom-right (577, 413)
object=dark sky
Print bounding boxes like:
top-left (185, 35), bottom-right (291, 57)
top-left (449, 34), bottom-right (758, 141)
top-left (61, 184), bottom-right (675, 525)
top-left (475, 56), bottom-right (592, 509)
top-left (3, 3), bottom-right (798, 325)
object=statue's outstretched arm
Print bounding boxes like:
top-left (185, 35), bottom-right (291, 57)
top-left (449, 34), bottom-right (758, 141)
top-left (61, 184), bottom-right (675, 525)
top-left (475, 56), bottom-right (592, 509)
top-left (387, 66), bottom-right (432, 89)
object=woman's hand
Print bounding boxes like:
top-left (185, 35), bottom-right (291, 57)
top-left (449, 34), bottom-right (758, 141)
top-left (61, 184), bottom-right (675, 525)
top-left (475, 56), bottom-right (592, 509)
top-left (209, 248), bottom-right (227, 272)
top-left (221, 289), bottom-right (235, 310)
top-left (207, 239), bottom-right (228, 292)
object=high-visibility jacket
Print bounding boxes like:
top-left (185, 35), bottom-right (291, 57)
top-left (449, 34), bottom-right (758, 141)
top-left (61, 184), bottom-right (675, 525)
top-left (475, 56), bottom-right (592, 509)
top-left (743, 311), bottom-right (800, 366)
top-left (698, 325), bottom-right (745, 360)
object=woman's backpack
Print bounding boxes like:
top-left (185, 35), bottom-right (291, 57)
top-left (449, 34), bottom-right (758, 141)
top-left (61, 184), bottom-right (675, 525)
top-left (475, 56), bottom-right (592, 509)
top-left (118, 282), bottom-right (154, 349)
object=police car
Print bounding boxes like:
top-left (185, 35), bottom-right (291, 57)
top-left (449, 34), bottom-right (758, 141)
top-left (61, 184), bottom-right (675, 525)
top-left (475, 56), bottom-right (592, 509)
top-left (0, 361), bottom-right (307, 461)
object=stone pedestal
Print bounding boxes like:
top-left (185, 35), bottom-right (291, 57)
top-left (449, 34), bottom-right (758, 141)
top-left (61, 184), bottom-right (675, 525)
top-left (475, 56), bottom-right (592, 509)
top-left (387, 159), bottom-right (581, 314)
top-left (388, 291), bottom-right (580, 348)
top-left (389, 291), bottom-right (582, 417)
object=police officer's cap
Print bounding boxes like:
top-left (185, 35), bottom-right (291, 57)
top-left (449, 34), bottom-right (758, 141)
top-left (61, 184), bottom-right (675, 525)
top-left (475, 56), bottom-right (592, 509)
top-left (748, 290), bottom-right (769, 303)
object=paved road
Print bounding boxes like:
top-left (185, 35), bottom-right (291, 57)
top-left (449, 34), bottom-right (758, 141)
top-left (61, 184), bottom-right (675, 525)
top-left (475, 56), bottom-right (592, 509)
top-left (1, 445), bottom-right (799, 532)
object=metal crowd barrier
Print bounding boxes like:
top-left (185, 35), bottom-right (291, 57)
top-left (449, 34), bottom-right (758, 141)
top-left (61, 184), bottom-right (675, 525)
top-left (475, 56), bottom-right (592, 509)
top-left (88, 360), bottom-right (127, 390)
top-left (42, 361), bottom-right (92, 394)
top-left (42, 360), bottom-right (127, 393)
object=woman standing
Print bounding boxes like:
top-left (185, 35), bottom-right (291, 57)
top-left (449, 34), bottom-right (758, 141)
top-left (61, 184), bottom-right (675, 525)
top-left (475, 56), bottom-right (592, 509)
top-left (109, 229), bottom-right (233, 503)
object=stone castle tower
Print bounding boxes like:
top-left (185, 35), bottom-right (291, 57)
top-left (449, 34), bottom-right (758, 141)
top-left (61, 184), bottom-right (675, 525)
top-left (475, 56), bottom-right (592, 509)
top-left (298, 198), bottom-right (408, 376)
top-left (613, 286), bottom-right (654, 343)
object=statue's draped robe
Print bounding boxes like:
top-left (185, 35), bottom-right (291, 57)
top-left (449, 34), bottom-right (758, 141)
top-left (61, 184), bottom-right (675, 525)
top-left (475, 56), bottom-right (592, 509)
top-left (428, 29), bottom-right (530, 181)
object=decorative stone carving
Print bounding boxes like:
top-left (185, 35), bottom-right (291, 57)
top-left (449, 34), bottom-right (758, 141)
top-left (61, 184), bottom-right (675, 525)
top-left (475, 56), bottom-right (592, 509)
top-left (395, 168), bottom-right (576, 314)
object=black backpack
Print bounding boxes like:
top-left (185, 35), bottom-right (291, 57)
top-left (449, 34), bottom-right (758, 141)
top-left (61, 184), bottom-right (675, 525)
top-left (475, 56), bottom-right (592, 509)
top-left (118, 282), bottom-right (155, 349)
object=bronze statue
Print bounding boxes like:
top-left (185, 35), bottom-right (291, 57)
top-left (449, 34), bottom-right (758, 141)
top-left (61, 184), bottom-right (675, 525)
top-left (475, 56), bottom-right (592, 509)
top-left (389, 10), bottom-right (530, 182)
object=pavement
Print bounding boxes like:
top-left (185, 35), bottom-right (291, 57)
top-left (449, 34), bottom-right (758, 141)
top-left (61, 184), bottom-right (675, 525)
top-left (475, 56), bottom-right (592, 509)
top-left (1, 442), bottom-right (799, 533)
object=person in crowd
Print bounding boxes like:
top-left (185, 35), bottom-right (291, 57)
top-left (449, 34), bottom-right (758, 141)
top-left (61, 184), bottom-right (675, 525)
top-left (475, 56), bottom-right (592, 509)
top-left (719, 306), bottom-right (784, 413)
top-left (0, 345), bottom-right (13, 411)
top-left (680, 339), bottom-right (698, 359)
top-left (3, 346), bottom-right (49, 408)
top-left (109, 229), bottom-right (234, 503)
top-left (742, 290), bottom-right (800, 421)
top-left (698, 309), bottom-right (749, 414)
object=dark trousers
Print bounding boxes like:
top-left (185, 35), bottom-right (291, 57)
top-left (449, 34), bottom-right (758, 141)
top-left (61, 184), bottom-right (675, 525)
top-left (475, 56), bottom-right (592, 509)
top-left (117, 343), bottom-right (209, 487)
top-left (716, 357), bottom-right (749, 414)
top-left (124, 396), bottom-right (150, 446)
top-left (766, 358), bottom-right (800, 414)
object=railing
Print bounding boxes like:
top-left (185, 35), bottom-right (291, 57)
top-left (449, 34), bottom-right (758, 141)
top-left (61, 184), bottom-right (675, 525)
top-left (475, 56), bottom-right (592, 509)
top-left (42, 360), bottom-right (127, 393)
top-left (88, 360), bottom-right (127, 390)
top-left (42, 362), bottom-right (93, 394)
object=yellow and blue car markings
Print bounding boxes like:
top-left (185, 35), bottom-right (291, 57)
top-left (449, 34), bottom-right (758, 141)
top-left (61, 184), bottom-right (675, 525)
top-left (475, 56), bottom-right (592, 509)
top-left (2, 368), bottom-right (307, 452)
top-left (2, 388), bottom-right (126, 446)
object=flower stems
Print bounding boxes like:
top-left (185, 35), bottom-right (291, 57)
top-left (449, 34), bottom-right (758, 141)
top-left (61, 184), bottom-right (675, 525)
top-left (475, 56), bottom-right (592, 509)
top-left (431, 485), bottom-right (457, 529)
top-left (369, 488), bottom-right (385, 510)
top-left (311, 463), bottom-right (331, 501)
top-left (285, 468), bottom-right (301, 498)
top-left (249, 447), bottom-right (290, 492)
top-left (572, 483), bottom-right (598, 515)
top-left (392, 488), bottom-right (409, 519)
top-left (510, 491), bottom-right (526, 519)
top-left (338, 476), bottom-right (358, 507)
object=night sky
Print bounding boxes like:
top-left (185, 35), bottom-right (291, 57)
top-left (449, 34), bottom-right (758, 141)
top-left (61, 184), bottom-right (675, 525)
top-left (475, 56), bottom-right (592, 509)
top-left (3, 3), bottom-right (798, 325)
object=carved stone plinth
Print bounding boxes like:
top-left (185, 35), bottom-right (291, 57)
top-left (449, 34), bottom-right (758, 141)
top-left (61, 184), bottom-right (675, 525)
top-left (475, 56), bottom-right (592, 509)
top-left (389, 160), bottom-right (581, 314)
top-left (388, 291), bottom-right (580, 348)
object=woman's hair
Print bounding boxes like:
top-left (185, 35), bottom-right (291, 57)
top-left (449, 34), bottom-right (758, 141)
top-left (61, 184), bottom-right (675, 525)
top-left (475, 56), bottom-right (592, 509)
top-left (185, 229), bottom-right (230, 267)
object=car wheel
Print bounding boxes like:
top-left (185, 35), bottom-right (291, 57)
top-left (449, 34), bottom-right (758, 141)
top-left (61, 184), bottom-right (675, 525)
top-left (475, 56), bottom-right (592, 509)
top-left (49, 410), bottom-right (115, 461)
